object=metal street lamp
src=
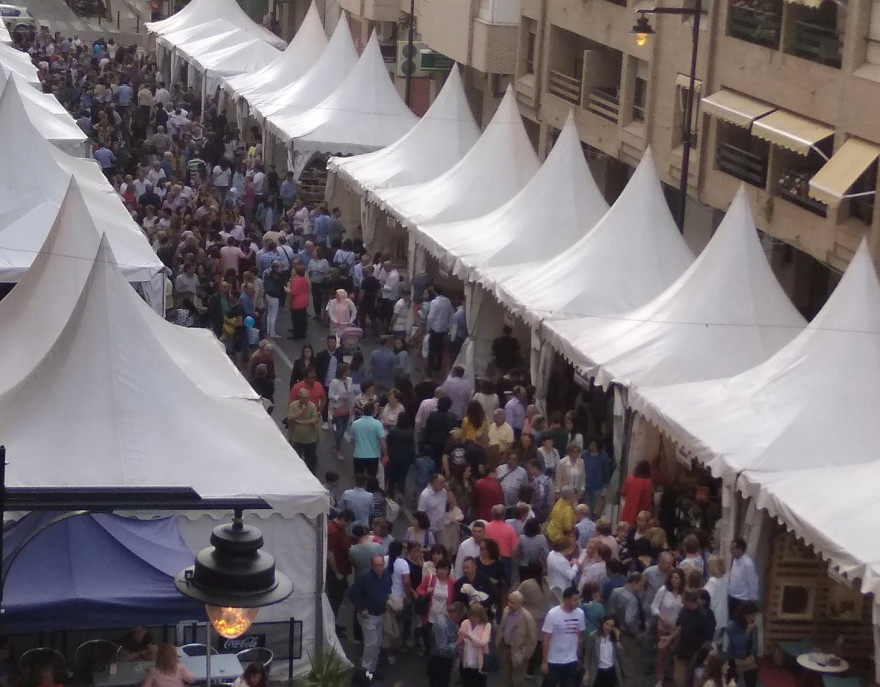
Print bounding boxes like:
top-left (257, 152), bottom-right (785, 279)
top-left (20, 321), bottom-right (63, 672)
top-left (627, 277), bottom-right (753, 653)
top-left (632, 0), bottom-right (703, 232)
top-left (175, 510), bottom-right (292, 686)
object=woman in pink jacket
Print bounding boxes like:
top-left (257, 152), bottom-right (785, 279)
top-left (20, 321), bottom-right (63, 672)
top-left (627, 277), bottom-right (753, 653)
top-left (416, 558), bottom-right (457, 650)
top-left (288, 265), bottom-right (310, 341)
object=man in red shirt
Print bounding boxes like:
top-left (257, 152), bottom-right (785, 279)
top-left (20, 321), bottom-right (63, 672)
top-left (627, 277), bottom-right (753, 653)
top-left (326, 509), bottom-right (354, 638)
top-left (472, 467), bottom-right (505, 523)
top-left (289, 367), bottom-right (327, 415)
top-left (484, 504), bottom-right (519, 582)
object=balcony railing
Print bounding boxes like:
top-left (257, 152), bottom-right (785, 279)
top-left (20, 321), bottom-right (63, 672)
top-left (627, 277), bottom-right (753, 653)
top-left (547, 69), bottom-right (582, 106)
top-left (791, 20), bottom-right (841, 68)
top-left (717, 141), bottom-right (768, 187)
top-left (728, 3), bottom-right (781, 49)
top-left (588, 87), bottom-right (620, 123)
top-left (778, 169), bottom-right (827, 216)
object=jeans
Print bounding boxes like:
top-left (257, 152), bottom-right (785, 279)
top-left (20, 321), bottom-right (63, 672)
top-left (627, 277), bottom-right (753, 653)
top-left (291, 308), bottom-right (308, 340)
top-left (354, 458), bottom-right (379, 477)
top-left (460, 667), bottom-right (487, 687)
top-left (332, 415), bottom-right (349, 451)
top-left (427, 654), bottom-right (454, 687)
top-left (265, 295), bottom-right (280, 336)
top-left (542, 662), bottom-right (580, 687)
top-left (293, 441), bottom-right (318, 474)
top-left (358, 612), bottom-right (384, 672)
top-left (325, 572), bottom-right (348, 620)
top-left (312, 282), bottom-right (326, 319)
top-left (428, 330), bottom-right (446, 373)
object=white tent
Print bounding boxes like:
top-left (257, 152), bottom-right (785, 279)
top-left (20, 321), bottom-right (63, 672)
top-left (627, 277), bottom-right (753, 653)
top-left (373, 86), bottom-right (540, 229)
top-left (222, 2), bottom-right (326, 105)
top-left (156, 17), bottom-right (238, 52)
top-left (416, 112), bottom-right (608, 280)
top-left (145, 0), bottom-right (286, 50)
top-left (630, 239), bottom-right (880, 483)
top-left (326, 64), bottom-right (480, 196)
top-left (0, 180), bottom-right (338, 670)
top-left (258, 15), bottom-right (358, 128)
top-left (547, 186), bottom-right (806, 389)
top-left (492, 148), bottom-right (695, 328)
top-left (0, 20), bottom-right (11, 45)
top-left (0, 78), bottom-right (165, 312)
top-left (0, 69), bottom-right (88, 157)
top-left (191, 35), bottom-right (281, 99)
top-left (274, 33), bottom-right (419, 176)
top-left (0, 43), bottom-right (41, 88)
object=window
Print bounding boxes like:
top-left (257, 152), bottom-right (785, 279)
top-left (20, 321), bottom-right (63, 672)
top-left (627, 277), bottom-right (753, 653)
top-left (778, 583), bottom-right (816, 619)
top-left (868, 0), bottom-right (880, 65)
top-left (632, 60), bottom-right (648, 123)
top-left (673, 75), bottom-right (702, 148)
top-left (525, 24), bottom-right (537, 74)
top-left (715, 120), bottom-right (770, 187)
top-left (728, 0), bottom-right (782, 49)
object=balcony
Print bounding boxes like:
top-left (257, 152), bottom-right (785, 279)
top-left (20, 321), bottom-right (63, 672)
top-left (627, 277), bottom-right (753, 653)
top-left (588, 87), bottom-right (620, 123)
top-left (789, 20), bottom-right (841, 68)
top-left (728, 0), bottom-right (781, 49)
top-left (717, 141), bottom-right (768, 187)
top-left (778, 170), bottom-right (827, 216)
top-left (547, 69), bottom-right (582, 106)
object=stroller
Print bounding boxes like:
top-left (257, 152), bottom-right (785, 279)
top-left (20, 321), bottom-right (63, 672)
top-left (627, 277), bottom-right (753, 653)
top-left (338, 325), bottom-right (364, 352)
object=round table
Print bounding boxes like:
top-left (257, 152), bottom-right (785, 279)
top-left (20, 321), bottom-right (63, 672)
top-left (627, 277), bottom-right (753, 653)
top-left (797, 652), bottom-right (850, 674)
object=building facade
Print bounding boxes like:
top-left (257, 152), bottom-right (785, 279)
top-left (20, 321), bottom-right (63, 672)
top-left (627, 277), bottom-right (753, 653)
top-left (514, 0), bottom-right (880, 313)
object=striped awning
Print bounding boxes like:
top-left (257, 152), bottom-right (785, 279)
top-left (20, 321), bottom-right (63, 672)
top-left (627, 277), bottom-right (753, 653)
top-left (752, 110), bottom-right (833, 155)
top-left (809, 138), bottom-right (880, 206)
top-left (701, 89), bottom-right (775, 128)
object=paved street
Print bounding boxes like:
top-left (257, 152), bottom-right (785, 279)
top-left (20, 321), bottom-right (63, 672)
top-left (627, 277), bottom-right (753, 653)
top-left (17, 0), bottom-right (145, 44)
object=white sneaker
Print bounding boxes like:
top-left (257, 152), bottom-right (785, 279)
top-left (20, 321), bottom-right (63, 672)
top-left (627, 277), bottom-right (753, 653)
top-left (336, 452), bottom-right (345, 461)
top-left (269, 333), bottom-right (282, 339)
top-left (322, 421), bottom-right (330, 430)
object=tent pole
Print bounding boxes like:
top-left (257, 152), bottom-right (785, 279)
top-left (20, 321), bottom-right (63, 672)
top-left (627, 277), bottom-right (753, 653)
top-left (314, 513), bottom-right (326, 662)
top-left (205, 622), bottom-right (212, 687)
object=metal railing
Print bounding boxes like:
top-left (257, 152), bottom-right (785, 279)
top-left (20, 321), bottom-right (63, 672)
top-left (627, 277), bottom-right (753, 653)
top-left (547, 69), bottom-right (582, 106)
top-left (716, 141), bottom-right (768, 187)
top-left (728, 3), bottom-right (781, 49)
top-left (791, 20), bottom-right (841, 68)
top-left (588, 87), bottom-right (620, 123)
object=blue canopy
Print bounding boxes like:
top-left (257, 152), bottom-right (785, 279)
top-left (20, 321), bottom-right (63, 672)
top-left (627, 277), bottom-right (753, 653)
top-left (2, 512), bottom-right (204, 633)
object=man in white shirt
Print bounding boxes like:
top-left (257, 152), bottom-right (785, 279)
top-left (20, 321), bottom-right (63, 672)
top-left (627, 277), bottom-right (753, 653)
top-left (541, 587), bottom-right (585, 685)
top-left (380, 261), bottom-right (401, 325)
top-left (155, 82), bottom-right (171, 107)
top-left (453, 520), bottom-right (486, 578)
top-left (425, 288), bottom-right (454, 375)
top-left (495, 450), bottom-right (527, 508)
top-left (417, 473), bottom-right (449, 534)
top-left (728, 538), bottom-right (759, 617)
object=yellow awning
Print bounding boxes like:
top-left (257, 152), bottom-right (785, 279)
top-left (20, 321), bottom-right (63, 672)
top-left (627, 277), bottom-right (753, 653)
top-left (784, 0), bottom-right (823, 7)
top-left (675, 73), bottom-right (703, 92)
top-left (809, 138), bottom-right (880, 206)
top-left (751, 110), bottom-right (833, 155)
top-left (701, 90), bottom-right (775, 128)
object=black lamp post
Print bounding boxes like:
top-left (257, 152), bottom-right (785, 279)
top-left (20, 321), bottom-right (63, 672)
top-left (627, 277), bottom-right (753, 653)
top-left (175, 509), bottom-right (292, 687)
top-left (632, 0), bottom-right (703, 232)
top-left (405, 0), bottom-right (416, 107)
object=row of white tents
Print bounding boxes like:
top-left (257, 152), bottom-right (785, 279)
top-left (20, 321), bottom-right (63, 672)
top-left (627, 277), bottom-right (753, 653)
top-left (322, 53), bottom-right (880, 661)
top-left (0, 31), bottom-right (337, 673)
top-left (148, 1), bottom-right (419, 178)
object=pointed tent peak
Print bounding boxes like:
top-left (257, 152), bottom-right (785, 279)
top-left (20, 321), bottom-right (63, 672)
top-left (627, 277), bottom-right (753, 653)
top-left (488, 86), bottom-right (521, 126)
top-left (33, 177), bottom-right (104, 271)
top-left (811, 238), bottom-right (880, 333)
top-left (711, 184), bottom-right (756, 242)
top-left (551, 111), bottom-right (582, 151)
top-left (361, 29), bottom-right (382, 58)
top-left (330, 11), bottom-right (351, 40)
top-left (421, 63), bottom-right (475, 125)
top-left (277, 0), bottom-right (326, 58)
top-left (301, 1), bottom-right (323, 33)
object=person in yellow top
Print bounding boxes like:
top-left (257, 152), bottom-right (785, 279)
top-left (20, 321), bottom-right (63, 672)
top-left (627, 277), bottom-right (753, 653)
top-left (487, 408), bottom-right (515, 452)
top-left (461, 400), bottom-right (489, 440)
top-left (546, 486), bottom-right (577, 543)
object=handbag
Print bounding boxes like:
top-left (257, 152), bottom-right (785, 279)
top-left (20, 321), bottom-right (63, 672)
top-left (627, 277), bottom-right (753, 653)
top-left (481, 626), bottom-right (500, 674)
top-left (413, 593), bottom-right (431, 615)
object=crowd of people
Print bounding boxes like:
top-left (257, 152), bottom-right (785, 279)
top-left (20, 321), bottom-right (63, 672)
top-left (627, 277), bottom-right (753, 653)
top-left (11, 21), bottom-right (765, 687)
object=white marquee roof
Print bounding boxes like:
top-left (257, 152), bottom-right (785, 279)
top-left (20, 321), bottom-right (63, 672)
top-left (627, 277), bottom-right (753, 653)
top-left (146, 0), bottom-right (286, 50)
top-left (326, 64), bottom-right (480, 196)
top-left (275, 33), bottom-right (419, 156)
top-left (373, 86), bottom-right (540, 229)
top-left (417, 112), bottom-right (608, 280)
top-left (173, 26), bottom-right (252, 70)
top-left (631, 239), bottom-right (880, 484)
top-left (0, 20), bottom-right (11, 45)
top-left (492, 148), bottom-right (695, 329)
top-left (0, 79), bottom-right (164, 309)
top-left (222, 2), bottom-right (326, 103)
top-left (0, 184), bottom-right (326, 518)
top-left (0, 43), bottom-right (40, 87)
top-left (258, 14), bottom-right (358, 129)
top-left (155, 18), bottom-right (236, 52)
top-left (547, 186), bottom-right (806, 389)
top-left (192, 35), bottom-right (282, 95)
top-left (0, 69), bottom-right (88, 156)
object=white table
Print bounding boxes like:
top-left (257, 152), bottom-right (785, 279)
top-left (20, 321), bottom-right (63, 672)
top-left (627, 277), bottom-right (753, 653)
top-left (180, 654), bottom-right (243, 682)
top-left (797, 652), bottom-right (850, 674)
top-left (93, 660), bottom-right (153, 687)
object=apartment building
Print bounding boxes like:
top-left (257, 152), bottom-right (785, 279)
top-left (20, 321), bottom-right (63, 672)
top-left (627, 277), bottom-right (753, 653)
top-left (514, 0), bottom-right (880, 313)
top-left (336, 0), bottom-right (521, 124)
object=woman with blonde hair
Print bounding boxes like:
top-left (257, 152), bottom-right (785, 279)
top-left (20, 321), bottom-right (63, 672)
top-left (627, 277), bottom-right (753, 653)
top-left (703, 556), bottom-right (729, 646)
top-left (457, 603), bottom-right (492, 687)
top-left (140, 644), bottom-right (195, 687)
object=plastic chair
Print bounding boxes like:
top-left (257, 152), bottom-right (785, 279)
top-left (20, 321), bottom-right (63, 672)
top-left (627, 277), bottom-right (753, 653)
top-left (19, 647), bottom-right (66, 674)
top-left (236, 647), bottom-right (273, 671)
top-left (178, 644), bottom-right (219, 657)
top-left (75, 640), bottom-right (119, 673)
